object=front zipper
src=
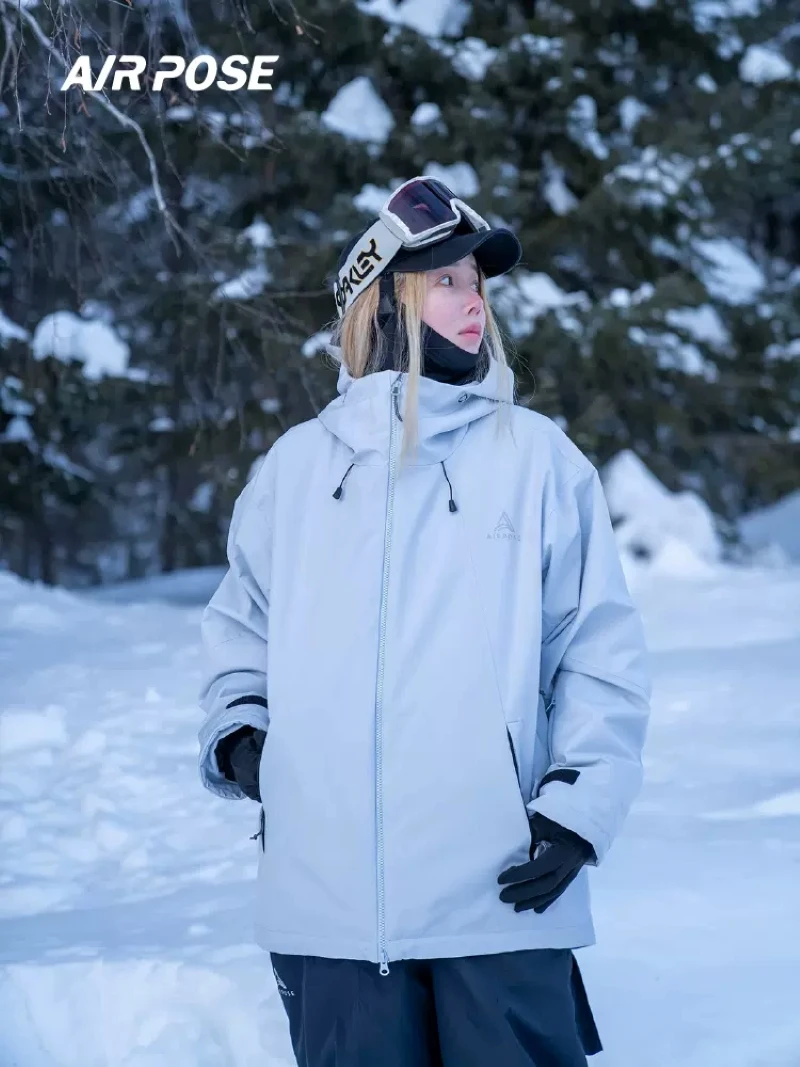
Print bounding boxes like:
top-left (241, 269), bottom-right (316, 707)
top-left (374, 374), bottom-right (401, 976)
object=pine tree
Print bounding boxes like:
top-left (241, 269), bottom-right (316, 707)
top-left (1, 0), bottom-right (797, 582)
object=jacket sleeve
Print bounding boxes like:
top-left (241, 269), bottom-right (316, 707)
top-left (527, 462), bottom-right (652, 865)
top-left (197, 452), bottom-right (274, 800)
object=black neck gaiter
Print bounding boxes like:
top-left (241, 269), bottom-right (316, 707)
top-left (419, 323), bottom-right (481, 385)
top-left (375, 308), bottom-right (481, 386)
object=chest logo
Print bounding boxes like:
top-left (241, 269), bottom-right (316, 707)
top-left (487, 511), bottom-right (520, 541)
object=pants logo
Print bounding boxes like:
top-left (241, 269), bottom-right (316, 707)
top-left (273, 966), bottom-right (295, 997)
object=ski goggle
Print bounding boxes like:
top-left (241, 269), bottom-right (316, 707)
top-left (334, 175), bottom-right (491, 318)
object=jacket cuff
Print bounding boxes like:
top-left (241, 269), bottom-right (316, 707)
top-left (526, 791), bottom-right (611, 867)
top-left (198, 698), bottom-right (269, 800)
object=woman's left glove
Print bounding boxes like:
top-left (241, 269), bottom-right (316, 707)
top-left (497, 812), bottom-right (596, 914)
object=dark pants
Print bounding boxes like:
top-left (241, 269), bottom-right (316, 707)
top-left (270, 948), bottom-right (602, 1067)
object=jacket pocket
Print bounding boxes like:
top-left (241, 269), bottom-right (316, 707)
top-left (532, 691), bottom-right (554, 799)
top-left (505, 723), bottom-right (530, 822)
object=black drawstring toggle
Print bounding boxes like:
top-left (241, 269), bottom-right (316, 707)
top-left (333, 450), bottom-right (458, 513)
top-left (441, 460), bottom-right (458, 513)
top-left (333, 462), bottom-right (355, 500)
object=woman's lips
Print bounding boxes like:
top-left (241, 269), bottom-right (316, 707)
top-left (459, 326), bottom-right (482, 337)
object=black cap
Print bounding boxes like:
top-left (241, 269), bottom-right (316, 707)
top-left (336, 218), bottom-right (522, 281)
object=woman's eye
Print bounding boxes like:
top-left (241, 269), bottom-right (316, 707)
top-left (439, 275), bottom-right (453, 286)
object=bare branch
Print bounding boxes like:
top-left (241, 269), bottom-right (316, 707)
top-left (0, 160), bottom-right (93, 181)
top-left (0, 11), bottom-right (23, 130)
top-left (0, 12), bottom-right (14, 94)
top-left (0, 0), bottom-right (180, 251)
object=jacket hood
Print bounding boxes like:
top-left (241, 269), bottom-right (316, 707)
top-left (317, 352), bottom-right (516, 468)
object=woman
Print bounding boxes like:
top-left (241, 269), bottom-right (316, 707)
top-left (198, 176), bottom-right (652, 1066)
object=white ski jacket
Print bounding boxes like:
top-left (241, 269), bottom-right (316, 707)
top-left (198, 358), bottom-right (652, 967)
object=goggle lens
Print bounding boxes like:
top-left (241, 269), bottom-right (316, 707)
top-left (385, 179), bottom-right (459, 236)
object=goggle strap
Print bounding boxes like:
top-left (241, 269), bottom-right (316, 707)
top-left (334, 219), bottom-right (402, 319)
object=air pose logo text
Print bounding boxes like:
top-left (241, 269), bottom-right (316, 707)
top-left (60, 55), bottom-right (280, 93)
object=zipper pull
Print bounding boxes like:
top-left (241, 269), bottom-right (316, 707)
top-left (379, 954), bottom-right (390, 976)
top-left (250, 808), bottom-right (265, 849)
top-left (391, 376), bottom-right (403, 422)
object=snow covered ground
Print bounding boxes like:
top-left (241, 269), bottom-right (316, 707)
top-left (1, 549), bottom-right (799, 1065)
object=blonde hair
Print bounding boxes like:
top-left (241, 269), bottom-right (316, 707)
top-left (327, 268), bottom-right (516, 462)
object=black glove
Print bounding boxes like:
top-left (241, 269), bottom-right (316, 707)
top-left (214, 726), bottom-right (266, 802)
top-left (497, 812), bottom-right (596, 914)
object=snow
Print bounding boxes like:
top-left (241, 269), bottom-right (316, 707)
top-left (2, 473), bottom-right (800, 1064)
top-left (487, 270), bottom-right (589, 338)
top-left (31, 311), bottom-right (130, 380)
top-left (695, 73), bottom-right (718, 93)
top-left (765, 337), bottom-right (800, 362)
top-left (1, 705), bottom-right (69, 756)
top-left (211, 264), bottom-right (271, 302)
top-left (410, 102), bottom-right (442, 128)
top-left (422, 161), bottom-right (479, 198)
top-left (1, 415), bottom-right (34, 443)
top-left (353, 182), bottom-right (392, 214)
top-left (739, 489), bottom-right (800, 563)
top-left (85, 566), bottom-right (225, 607)
top-left (450, 38), bottom-right (497, 81)
top-left (739, 44), bottom-right (793, 85)
top-left (607, 284), bottom-right (654, 309)
top-left (694, 237), bottom-right (765, 305)
top-left (103, 189), bottom-right (155, 229)
top-left (631, 328), bottom-right (718, 381)
top-left (165, 104), bottom-right (194, 122)
top-left (541, 153), bottom-right (578, 216)
top-left (241, 218), bottom-right (274, 250)
top-left (703, 789), bottom-right (800, 820)
top-left (567, 95), bottom-right (610, 160)
top-left (321, 77), bottom-right (395, 146)
top-left (692, 0), bottom-right (763, 20)
top-left (0, 309), bottom-right (30, 345)
top-left (148, 416), bottom-right (175, 433)
top-left (512, 34), bottom-right (564, 60)
top-left (618, 97), bottom-right (650, 133)
top-left (209, 217), bottom-right (276, 301)
top-left (189, 482), bottom-right (214, 514)
top-left (603, 449), bottom-right (723, 567)
top-left (608, 148), bottom-right (695, 209)
top-left (665, 304), bottom-right (729, 348)
top-left (301, 330), bottom-right (333, 358)
top-left (357, 0), bottom-right (470, 38)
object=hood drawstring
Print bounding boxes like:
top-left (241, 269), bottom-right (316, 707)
top-left (332, 462), bottom-right (354, 500)
top-left (440, 460), bottom-right (458, 513)
top-left (333, 458), bottom-right (458, 514)
top-left (332, 376), bottom-right (458, 513)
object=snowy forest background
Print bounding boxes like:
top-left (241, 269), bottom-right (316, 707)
top-left (1, 0), bottom-right (798, 587)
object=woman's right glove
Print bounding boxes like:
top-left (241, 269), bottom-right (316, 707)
top-left (497, 812), bottom-right (595, 914)
top-left (214, 726), bottom-right (266, 802)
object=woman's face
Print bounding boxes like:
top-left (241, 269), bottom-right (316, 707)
top-left (421, 254), bottom-right (485, 354)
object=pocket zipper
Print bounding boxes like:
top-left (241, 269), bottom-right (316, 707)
top-left (506, 726), bottom-right (521, 788)
top-left (249, 806), bottom-right (265, 852)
